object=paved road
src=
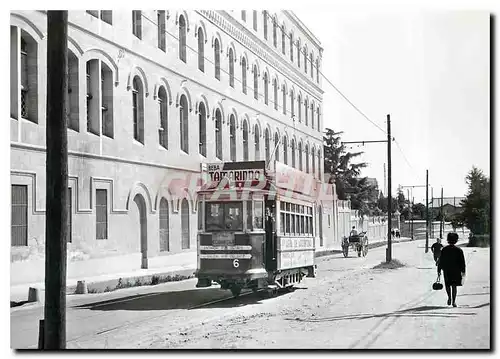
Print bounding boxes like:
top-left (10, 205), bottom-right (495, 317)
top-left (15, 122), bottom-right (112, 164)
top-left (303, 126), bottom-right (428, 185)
top-left (11, 240), bottom-right (490, 349)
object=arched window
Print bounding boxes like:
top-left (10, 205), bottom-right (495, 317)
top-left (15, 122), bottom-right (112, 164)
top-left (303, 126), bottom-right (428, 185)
top-left (281, 26), bottom-right (286, 55)
top-left (304, 47), bottom-right (307, 73)
top-left (290, 89), bottom-right (294, 118)
top-left (181, 199), bottom-right (190, 249)
top-left (198, 102), bottom-right (206, 156)
top-left (253, 65), bottom-right (258, 100)
top-left (214, 38), bottom-right (220, 80)
top-left (282, 85), bottom-right (286, 115)
top-left (67, 50), bottom-right (79, 131)
top-left (159, 198), bottom-right (169, 252)
top-left (317, 149), bottom-right (322, 179)
top-left (243, 120), bottom-right (249, 161)
top-left (273, 17), bottom-right (277, 47)
top-left (215, 109), bottom-right (223, 160)
top-left (304, 99), bottom-right (308, 126)
top-left (179, 15), bottom-right (187, 62)
top-left (316, 58), bottom-right (320, 83)
top-left (311, 103), bottom-right (315, 128)
top-left (229, 114), bottom-right (236, 161)
top-left (297, 41), bottom-right (301, 68)
top-left (265, 128), bottom-right (270, 162)
top-left (317, 107), bottom-right (321, 131)
top-left (132, 10), bottom-right (142, 39)
top-left (263, 11), bottom-right (268, 39)
top-left (274, 132), bottom-right (280, 162)
top-left (12, 28), bottom-right (38, 123)
top-left (197, 27), bottom-right (204, 72)
top-left (289, 33), bottom-right (294, 62)
top-left (310, 53), bottom-right (314, 78)
top-left (297, 94), bottom-right (302, 122)
top-left (86, 59), bottom-right (113, 136)
top-left (254, 124), bottom-right (260, 159)
top-left (242, 57), bottom-right (247, 94)
top-left (273, 79), bottom-right (278, 110)
top-left (291, 139), bottom-right (296, 168)
top-left (179, 94), bottom-right (189, 153)
top-left (132, 76), bottom-right (144, 144)
top-left (264, 72), bottom-right (269, 105)
top-left (158, 11), bottom-right (166, 52)
top-left (298, 142), bottom-right (303, 171)
top-left (158, 86), bottom-right (168, 149)
top-left (229, 48), bottom-right (234, 87)
top-left (311, 149), bottom-right (316, 177)
top-left (283, 136), bottom-right (288, 165)
top-left (253, 10), bottom-right (258, 31)
top-left (305, 144), bottom-right (310, 173)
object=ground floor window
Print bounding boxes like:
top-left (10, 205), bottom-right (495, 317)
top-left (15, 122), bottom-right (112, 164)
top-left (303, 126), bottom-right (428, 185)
top-left (96, 189), bottom-right (108, 240)
top-left (159, 198), bottom-right (169, 251)
top-left (11, 185), bottom-right (28, 246)
top-left (181, 199), bottom-right (190, 249)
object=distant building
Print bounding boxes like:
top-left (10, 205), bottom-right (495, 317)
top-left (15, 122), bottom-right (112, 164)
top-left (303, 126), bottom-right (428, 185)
top-left (431, 197), bottom-right (466, 217)
top-left (366, 177), bottom-right (378, 188)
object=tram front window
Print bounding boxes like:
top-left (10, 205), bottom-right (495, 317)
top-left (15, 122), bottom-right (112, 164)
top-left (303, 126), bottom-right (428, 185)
top-left (205, 202), bottom-right (243, 231)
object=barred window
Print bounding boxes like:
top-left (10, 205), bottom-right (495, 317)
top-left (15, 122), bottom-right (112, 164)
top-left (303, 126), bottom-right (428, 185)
top-left (263, 11), bottom-right (268, 39)
top-left (159, 198), bottom-right (169, 251)
top-left (132, 76), bottom-right (144, 144)
top-left (229, 48), bottom-right (234, 87)
top-left (243, 120), bottom-right (249, 161)
top-left (273, 79), bottom-right (278, 110)
top-left (96, 189), bottom-right (108, 240)
top-left (253, 10), bottom-right (257, 31)
top-left (253, 65), bottom-right (258, 100)
top-left (229, 114), bottom-right (236, 161)
top-left (274, 132), bottom-right (280, 162)
top-left (291, 140), bottom-right (296, 168)
top-left (215, 109), bottom-right (223, 160)
top-left (241, 57), bottom-right (247, 94)
top-left (265, 129), bottom-right (270, 162)
top-left (179, 94), bottom-right (189, 153)
top-left (254, 125), bottom-right (260, 160)
top-left (283, 136), bottom-right (288, 165)
top-left (214, 38), bottom-right (220, 80)
top-left (11, 185), bottom-right (28, 247)
top-left (264, 72), bottom-right (269, 105)
top-left (197, 27), bottom-right (204, 72)
top-left (290, 33), bottom-right (293, 62)
top-left (181, 199), bottom-right (190, 249)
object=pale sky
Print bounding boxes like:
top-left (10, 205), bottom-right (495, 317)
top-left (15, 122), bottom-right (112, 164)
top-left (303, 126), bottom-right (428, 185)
top-left (298, 9), bottom-right (490, 204)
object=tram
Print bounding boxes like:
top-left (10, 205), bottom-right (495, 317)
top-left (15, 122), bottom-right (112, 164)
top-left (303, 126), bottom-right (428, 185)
top-left (195, 160), bottom-right (328, 297)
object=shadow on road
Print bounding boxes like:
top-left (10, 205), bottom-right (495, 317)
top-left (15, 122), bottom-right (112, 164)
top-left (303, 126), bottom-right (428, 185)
top-left (458, 292), bottom-right (490, 297)
top-left (74, 286), bottom-right (305, 312)
top-left (287, 304), bottom-right (477, 323)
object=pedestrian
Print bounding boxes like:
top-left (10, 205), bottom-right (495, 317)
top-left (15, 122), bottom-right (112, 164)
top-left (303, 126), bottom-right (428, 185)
top-left (431, 238), bottom-right (443, 265)
top-left (437, 232), bottom-right (466, 307)
top-left (391, 228), bottom-right (395, 239)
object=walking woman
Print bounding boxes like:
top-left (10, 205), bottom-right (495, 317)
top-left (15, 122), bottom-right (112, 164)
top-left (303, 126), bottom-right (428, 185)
top-left (437, 232), bottom-right (466, 307)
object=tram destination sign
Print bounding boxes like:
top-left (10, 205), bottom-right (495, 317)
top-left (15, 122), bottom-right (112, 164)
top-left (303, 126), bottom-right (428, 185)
top-left (206, 161), bottom-right (266, 183)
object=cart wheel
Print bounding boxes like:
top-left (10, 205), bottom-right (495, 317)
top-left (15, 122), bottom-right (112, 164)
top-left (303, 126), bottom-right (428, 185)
top-left (358, 248), bottom-right (361, 257)
top-left (230, 285), bottom-right (242, 298)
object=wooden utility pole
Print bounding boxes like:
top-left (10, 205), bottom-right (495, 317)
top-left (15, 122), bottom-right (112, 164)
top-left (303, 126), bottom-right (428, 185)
top-left (340, 114), bottom-right (393, 262)
top-left (440, 187), bottom-right (444, 238)
top-left (386, 114), bottom-right (392, 262)
top-left (44, 10), bottom-right (68, 350)
top-left (425, 170), bottom-right (429, 252)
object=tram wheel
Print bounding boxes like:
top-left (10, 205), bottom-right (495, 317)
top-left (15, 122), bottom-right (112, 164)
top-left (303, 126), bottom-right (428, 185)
top-left (230, 285), bottom-right (242, 298)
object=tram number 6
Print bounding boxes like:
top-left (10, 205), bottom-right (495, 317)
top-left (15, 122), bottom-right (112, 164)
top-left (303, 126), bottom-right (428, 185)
top-left (233, 259), bottom-right (239, 268)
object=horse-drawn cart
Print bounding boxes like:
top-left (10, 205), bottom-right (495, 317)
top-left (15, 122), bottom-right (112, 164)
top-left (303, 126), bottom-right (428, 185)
top-left (342, 232), bottom-right (369, 258)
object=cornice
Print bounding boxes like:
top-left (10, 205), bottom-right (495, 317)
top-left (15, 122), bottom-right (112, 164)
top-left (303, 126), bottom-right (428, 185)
top-left (198, 10), bottom-right (324, 100)
top-left (284, 10), bottom-right (323, 55)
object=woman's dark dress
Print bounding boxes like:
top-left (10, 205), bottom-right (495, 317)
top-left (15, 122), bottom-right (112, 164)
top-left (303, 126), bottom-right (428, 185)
top-left (437, 244), bottom-right (466, 286)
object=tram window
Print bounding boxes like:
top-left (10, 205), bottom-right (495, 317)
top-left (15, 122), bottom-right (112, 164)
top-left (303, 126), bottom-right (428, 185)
top-left (295, 214), bottom-right (300, 233)
top-left (254, 201), bottom-right (264, 229)
top-left (286, 213), bottom-right (291, 233)
top-left (300, 216), bottom-right (305, 234)
top-left (246, 201), bottom-right (253, 231)
top-left (280, 212), bottom-right (285, 233)
top-left (205, 202), bottom-right (243, 231)
top-left (286, 203), bottom-right (290, 211)
top-left (291, 215), bottom-right (295, 235)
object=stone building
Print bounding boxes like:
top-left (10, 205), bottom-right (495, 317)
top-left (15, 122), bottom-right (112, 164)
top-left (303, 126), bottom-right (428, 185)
top-left (10, 10), bottom-right (329, 285)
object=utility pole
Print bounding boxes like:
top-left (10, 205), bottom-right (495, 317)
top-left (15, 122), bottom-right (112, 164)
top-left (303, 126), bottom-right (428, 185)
top-left (44, 10), bottom-right (68, 350)
top-left (425, 170), bottom-right (429, 252)
top-left (411, 196), bottom-right (414, 240)
top-left (340, 114), bottom-right (394, 262)
top-left (386, 114), bottom-right (392, 262)
top-left (440, 187), bottom-right (444, 238)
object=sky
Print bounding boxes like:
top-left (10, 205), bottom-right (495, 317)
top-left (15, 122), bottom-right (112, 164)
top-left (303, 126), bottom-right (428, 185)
top-left (297, 8), bottom-right (490, 204)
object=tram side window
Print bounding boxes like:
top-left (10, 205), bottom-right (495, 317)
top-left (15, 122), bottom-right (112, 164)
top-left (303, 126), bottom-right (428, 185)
top-left (246, 201), bottom-right (252, 231)
top-left (205, 202), bottom-right (243, 231)
top-left (253, 201), bottom-right (264, 229)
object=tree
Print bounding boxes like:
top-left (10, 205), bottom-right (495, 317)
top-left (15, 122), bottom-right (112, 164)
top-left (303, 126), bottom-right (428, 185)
top-left (460, 166), bottom-right (490, 235)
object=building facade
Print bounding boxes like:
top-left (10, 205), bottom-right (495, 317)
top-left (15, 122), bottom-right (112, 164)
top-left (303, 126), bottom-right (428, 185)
top-left (10, 10), bottom-right (330, 285)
